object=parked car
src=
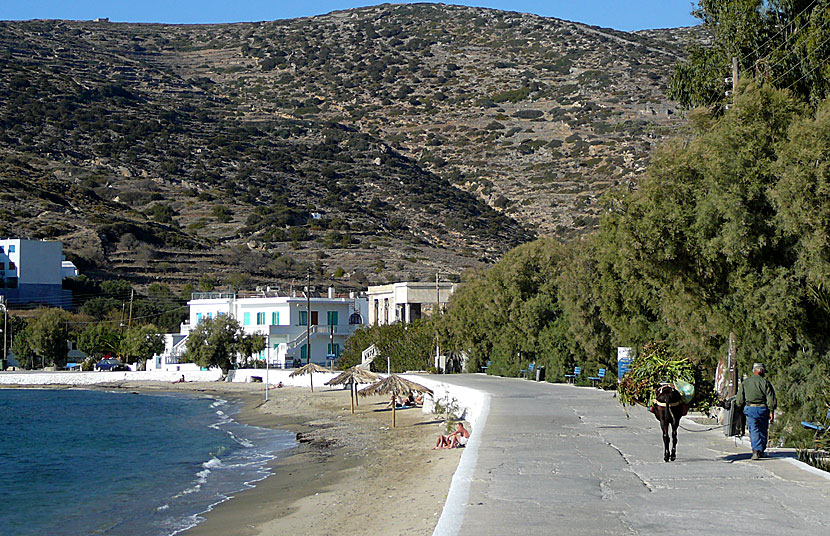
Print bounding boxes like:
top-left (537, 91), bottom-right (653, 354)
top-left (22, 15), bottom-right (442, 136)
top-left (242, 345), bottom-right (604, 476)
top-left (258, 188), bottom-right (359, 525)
top-left (96, 358), bottom-right (129, 372)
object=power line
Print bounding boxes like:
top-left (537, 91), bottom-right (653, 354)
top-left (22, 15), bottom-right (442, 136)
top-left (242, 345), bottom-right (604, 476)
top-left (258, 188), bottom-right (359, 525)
top-left (731, 0), bottom-right (820, 67)
top-left (693, 1), bottom-right (824, 110)
top-left (766, 24), bottom-right (830, 88)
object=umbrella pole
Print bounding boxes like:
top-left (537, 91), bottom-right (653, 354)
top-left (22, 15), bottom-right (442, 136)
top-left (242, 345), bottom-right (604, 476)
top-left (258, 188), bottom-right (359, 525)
top-left (350, 381), bottom-right (355, 414)
top-left (392, 394), bottom-right (396, 428)
top-left (310, 373), bottom-right (314, 393)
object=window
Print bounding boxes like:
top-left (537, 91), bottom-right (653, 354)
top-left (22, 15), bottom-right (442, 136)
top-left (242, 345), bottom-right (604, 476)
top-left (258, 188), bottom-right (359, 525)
top-left (300, 344), bottom-right (308, 360)
top-left (196, 313), bottom-right (202, 323)
top-left (327, 343), bottom-right (340, 357)
top-left (299, 311), bottom-right (307, 326)
top-left (0, 263), bottom-right (4, 271)
top-left (8, 261), bottom-right (15, 271)
top-left (272, 311), bottom-right (279, 325)
top-left (310, 311), bottom-right (318, 326)
top-left (327, 311), bottom-right (339, 325)
top-left (8, 245), bottom-right (14, 253)
top-left (207, 312), bottom-right (213, 319)
top-left (256, 312), bottom-right (265, 325)
top-left (243, 312), bottom-right (251, 326)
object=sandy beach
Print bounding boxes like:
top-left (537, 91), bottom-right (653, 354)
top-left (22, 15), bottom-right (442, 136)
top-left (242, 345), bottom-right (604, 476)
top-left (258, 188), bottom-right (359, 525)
top-left (83, 381), bottom-right (463, 536)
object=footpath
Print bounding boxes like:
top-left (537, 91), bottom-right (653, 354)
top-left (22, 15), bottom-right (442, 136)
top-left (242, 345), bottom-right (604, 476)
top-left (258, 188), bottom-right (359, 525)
top-left (428, 375), bottom-right (830, 536)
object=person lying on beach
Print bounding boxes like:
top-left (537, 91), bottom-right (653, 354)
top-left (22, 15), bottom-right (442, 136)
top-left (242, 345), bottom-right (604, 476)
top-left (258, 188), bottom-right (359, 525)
top-left (172, 375), bottom-right (185, 384)
top-left (384, 395), bottom-right (409, 409)
top-left (414, 393), bottom-right (424, 406)
top-left (433, 422), bottom-right (470, 449)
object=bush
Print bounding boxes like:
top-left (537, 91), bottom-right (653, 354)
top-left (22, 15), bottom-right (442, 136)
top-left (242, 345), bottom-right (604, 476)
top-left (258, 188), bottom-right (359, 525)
top-left (513, 110), bottom-right (544, 119)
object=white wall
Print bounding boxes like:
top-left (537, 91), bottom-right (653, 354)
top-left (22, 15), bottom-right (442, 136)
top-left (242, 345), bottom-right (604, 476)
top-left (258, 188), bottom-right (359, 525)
top-left (0, 239), bottom-right (63, 285)
top-left (18, 239), bottom-right (63, 285)
top-left (0, 369), bottom-right (223, 385)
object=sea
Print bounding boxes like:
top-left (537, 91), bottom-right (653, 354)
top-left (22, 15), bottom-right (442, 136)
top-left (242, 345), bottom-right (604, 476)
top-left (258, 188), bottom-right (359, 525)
top-left (0, 389), bottom-right (296, 536)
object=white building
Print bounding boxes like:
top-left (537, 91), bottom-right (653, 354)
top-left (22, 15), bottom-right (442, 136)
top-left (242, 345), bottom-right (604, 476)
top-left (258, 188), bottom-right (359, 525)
top-left (367, 281), bottom-right (456, 325)
top-left (0, 238), bottom-right (74, 308)
top-left (150, 288), bottom-right (368, 370)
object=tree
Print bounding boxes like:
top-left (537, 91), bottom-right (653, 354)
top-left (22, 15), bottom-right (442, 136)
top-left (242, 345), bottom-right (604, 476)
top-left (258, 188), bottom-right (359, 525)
top-left (238, 333), bottom-right (266, 367)
top-left (10, 324), bottom-right (35, 369)
top-left (120, 324), bottom-right (165, 366)
top-left (441, 238), bottom-right (581, 378)
top-left (184, 315), bottom-right (249, 374)
top-left (212, 205), bottom-right (233, 223)
top-left (78, 323), bottom-right (121, 359)
top-left (668, 0), bottom-right (830, 109)
top-left (338, 318), bottom-right (437, 373)
top-left (28, 308), bottom-right (71, 368)
top-left (584, 83), bottom-right (830, 430)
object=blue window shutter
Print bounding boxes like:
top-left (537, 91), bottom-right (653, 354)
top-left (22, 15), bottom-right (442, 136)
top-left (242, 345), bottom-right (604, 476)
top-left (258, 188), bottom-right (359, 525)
top-left (243, 312), bottom-right (251, 326)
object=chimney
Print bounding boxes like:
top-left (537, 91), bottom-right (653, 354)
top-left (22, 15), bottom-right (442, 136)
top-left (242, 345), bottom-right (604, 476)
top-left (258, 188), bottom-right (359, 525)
top-left (328, 286), bottom-right (335, 299)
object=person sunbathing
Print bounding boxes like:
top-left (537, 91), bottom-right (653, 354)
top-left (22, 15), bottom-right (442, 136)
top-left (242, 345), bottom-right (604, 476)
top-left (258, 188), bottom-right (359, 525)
top-left (384, 395), bottom-right (408, 409)
top-left (433, 422), bottom-right (470, 449)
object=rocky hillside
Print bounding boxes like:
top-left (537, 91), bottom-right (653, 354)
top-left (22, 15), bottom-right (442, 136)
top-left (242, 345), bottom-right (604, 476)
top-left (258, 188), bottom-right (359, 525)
top-left (0, 4), bottom-right (701, 291)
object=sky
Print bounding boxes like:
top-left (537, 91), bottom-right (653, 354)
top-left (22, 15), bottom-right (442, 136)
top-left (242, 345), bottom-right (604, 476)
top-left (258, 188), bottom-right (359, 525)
top-left (0, 1), bottom-right (699, 32)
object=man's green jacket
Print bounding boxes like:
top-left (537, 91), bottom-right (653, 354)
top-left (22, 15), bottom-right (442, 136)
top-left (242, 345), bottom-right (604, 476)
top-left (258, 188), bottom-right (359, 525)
top-left (736, 374), bottom-right (777, 410)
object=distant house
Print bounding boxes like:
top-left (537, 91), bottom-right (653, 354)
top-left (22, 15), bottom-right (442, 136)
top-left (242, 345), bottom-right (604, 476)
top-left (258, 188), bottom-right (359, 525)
top-left (149, 288), bottom-right (369, 370)
top-left (367, 281), bottom-right (456, 325)
top-left (0, 239), bottom-right (75, 308)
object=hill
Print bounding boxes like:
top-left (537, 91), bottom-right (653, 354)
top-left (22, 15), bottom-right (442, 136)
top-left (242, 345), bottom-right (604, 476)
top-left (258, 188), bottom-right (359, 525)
top-left (0, 4), bottom-right (701, 291)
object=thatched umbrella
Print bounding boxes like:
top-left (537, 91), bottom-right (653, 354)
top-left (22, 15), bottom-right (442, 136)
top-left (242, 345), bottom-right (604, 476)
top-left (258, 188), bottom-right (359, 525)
top-left (358, 374), bottom-right (433, 427)
top-left (325, 366), bottom-right (380, 413)
top-left (289, 362), bottom-right (330, 392)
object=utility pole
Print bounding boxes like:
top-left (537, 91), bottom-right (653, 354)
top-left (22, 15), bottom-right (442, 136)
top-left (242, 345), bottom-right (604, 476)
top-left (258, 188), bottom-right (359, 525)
top-left (329, 322), bottom-right (334, 369)
top-left (127, 288), bottom-right (134, 329)
top-left (306, 271), bottom-right (311, 365)
top-left (725, 57), bottom-right (739, 110)
top-left (435, 272), bottom-right (440, 373)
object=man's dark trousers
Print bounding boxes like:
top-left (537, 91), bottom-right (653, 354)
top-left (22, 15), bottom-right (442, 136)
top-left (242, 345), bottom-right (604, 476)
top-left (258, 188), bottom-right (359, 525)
top-left (744, 406), bottom-right (770, 452)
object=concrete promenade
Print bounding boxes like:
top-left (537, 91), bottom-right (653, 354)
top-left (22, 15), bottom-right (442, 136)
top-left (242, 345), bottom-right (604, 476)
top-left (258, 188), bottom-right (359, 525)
top-left (432, 375), bottom-right (830, 536)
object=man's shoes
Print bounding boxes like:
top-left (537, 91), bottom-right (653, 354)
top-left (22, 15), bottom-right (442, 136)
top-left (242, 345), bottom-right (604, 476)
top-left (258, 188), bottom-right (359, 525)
top-left (751, 450), bottom-right (760, 460)
top-left (758, 450), bottom-right (765, 459)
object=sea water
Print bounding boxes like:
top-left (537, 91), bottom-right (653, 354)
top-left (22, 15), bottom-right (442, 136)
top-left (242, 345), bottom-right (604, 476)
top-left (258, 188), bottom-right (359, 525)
top-left (0, 389), bottom-right (295, 535)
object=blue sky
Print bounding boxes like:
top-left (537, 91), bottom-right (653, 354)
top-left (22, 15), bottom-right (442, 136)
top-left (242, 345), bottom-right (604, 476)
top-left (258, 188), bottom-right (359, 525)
top-left (0, 1), bottom-right (699, 32)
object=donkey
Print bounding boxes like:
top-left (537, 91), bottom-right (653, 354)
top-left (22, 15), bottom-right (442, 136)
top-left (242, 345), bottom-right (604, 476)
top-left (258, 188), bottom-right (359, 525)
top-left (653, 384), bottom-right (685, 462)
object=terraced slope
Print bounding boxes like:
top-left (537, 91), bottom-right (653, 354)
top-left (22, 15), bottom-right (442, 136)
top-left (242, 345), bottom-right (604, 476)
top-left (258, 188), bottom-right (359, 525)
top-left (0, 5), bottom-right (701, 290)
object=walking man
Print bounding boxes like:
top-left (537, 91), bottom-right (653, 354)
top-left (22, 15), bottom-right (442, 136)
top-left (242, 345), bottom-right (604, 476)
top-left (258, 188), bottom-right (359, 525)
top-left (736, 363), bottom-right (777, 460)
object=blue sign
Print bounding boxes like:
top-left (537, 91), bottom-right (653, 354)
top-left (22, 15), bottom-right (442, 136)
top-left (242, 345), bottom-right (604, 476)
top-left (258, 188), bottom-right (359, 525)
top-left (617, 347), bottom-right (634, 379)
top-left (574, 366), bottom-right (581, 375)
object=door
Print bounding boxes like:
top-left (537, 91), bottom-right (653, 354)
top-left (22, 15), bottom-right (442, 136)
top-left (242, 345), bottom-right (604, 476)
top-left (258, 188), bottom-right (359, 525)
top-left (310, 311), bottom-right (319, 326)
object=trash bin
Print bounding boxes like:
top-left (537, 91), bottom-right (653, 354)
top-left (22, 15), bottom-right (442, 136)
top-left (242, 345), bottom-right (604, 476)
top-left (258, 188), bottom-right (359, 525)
top-left (536, 366), bottom-right (545, 382)
top-left (723, 397), bottom-right (745, 437)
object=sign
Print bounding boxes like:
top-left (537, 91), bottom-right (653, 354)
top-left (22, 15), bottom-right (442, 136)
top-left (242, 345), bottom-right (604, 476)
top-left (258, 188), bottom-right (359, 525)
top-left (617, 347), bottom-right (634, 379)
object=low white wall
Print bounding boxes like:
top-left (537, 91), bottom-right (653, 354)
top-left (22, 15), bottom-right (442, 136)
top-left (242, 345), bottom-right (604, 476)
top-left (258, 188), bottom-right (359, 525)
top-left (401, 374), bottom-right (488, 431)
top-left (0, 369), bottom-right (223, 385)
top-left (229, 368), bottom-right (343, 389)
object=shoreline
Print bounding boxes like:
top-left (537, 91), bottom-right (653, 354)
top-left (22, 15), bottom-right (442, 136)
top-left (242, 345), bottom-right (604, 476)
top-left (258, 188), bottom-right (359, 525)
top-left (5, 381), bottom-right (462, 535)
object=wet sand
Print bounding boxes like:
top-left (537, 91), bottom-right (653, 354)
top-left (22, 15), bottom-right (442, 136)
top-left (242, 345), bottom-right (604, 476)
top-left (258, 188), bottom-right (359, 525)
top-left (91, 381), bottom-right (463, 536)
